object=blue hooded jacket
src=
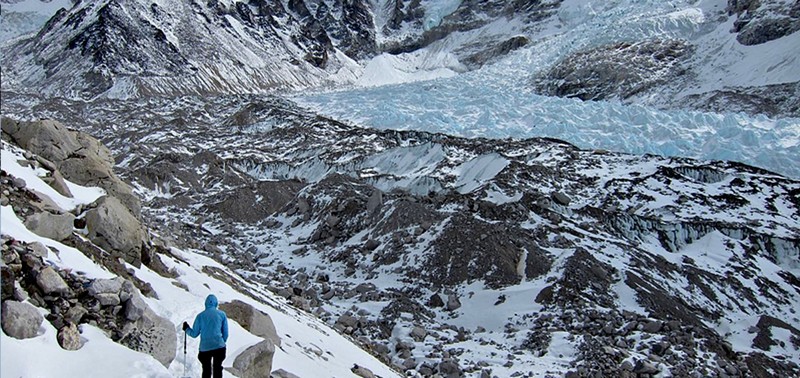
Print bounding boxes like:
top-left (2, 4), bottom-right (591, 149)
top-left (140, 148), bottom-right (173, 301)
top-left (186, 294), bottom-right (229, 352)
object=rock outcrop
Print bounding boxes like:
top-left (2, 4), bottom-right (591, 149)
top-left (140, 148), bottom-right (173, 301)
top-left (23, 211), bottom-right (75, 241)
top-left (219, 300), bottom-right (281, 347)
top-left (1, 117), bottom-right (141, 217)
top-left (35, 267), bottom-right (72, 296)
top-left (84, 196), bottom-right (147, 266)
top-left (532, 39), bottom-right (693, 101)
top-left (728, 0), bottom-right (800, 46)
top-left (229, 339), bottom-right (276, 378)
top-left (1, 300), bottom-right (43, 339)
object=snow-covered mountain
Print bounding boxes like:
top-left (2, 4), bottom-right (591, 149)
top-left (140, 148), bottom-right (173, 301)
top-left (3, 95), bottom-right (798, 377)
top-left (2, 0), bottom-right (799, 118)
top-left (1, 0), bottom-right (379, 97)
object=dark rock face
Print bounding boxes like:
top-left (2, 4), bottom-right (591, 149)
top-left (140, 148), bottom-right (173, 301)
top-left (533, 39), bottom-right (693, 101)
top-left (463, 35), bottom-right (529, 69)
top-left (313, 0), bottom-right (377, 60)
top-left (679, 81), bottom-right (800, 118)
top-left (381, 0), bottom-right (561, 56)
top-left (752, 315), bottom-right (800, 351)
top-left (728, 0), bottom-right (800, 46)
top-left (206, 180), bottom-right (305, 223)
top-left (427, 213), bottom-right (552, 288)
top-left (537, 249), bottom-right (616, 307)
top-left (66, 1), bottom-right (192, 80)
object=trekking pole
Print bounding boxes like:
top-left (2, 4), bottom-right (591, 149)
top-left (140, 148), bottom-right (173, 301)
top-left (183, 330), bottom-right (188, 378)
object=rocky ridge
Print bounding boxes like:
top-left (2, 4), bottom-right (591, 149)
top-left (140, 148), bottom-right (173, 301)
top-left (3, 94), bottom-right (798, 376)
top-left (1, 0), bottom-right (375, 98)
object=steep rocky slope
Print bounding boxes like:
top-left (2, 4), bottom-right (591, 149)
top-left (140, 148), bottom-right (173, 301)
top-left (1, 0), bottom-right (377, 98)
top-left (3, 94), bottom-right (798, 377)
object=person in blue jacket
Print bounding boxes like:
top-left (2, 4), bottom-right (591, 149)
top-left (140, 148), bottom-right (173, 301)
top-left (183, 294), bottom-right (229, 378)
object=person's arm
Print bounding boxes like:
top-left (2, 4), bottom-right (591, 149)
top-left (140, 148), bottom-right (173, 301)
top-left (186, 315), bottom-right (202, 338)
top-left (221, 314), bottom-right (229, 343)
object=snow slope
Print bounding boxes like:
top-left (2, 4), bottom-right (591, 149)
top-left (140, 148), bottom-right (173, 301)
top-left (0, 141), bottom-right (400, 378)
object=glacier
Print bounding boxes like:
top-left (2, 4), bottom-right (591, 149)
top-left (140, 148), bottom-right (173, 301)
top-left (295, 77), bottom-right (800, 178)
top-left (296, 0), bottom-right (800, 179)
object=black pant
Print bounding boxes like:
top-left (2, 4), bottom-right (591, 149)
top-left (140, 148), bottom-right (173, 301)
top-left (198, 347), bottom-right (226, 378)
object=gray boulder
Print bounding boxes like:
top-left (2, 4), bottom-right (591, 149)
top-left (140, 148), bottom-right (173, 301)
top-left (96, 293), bottom-right (121, 306)
top-left (1, 300), bottom-right (44, 339)
top-left (11, 177), bottom-right (27, 189)
top-left (354, 283), bottom-right (376, 294)
top-left (29, 189), bottom-right (65, 214)
top-left (439, 359), bottom-right (462, 378)
top-left (428, 293), bottom-right (444, 308)
top-left (36, 267), bottom-right (71, 296)
top-left (219, 300), bottom-right (280, 347)
top-left (65, 305), bottom-right (88, 324)
top-left (1, 118), bottom-right (141, 217)
top-left (366, 189), bottom-right (383, 213)
top-left (642, 321), bottom-right (662, 333)
top-left (1, 118), bottom-right (82, 162)
top-left (59, 161), bottom-right (141, 218)
top-left (88, 277), bottom-right (124, 297)
top-left (89, 277), bottom-right (124, 306)
top-left (633, 360), bottom-right (660, 375)
top-left (57, 323), bottom-right (83, 350)
top-left (364, 239), bottom-right (380, 251)
top-left (551, 192), bottom-right (571, 206)
top-left (125, 292), bottom-right (148, 321)
top-left (43, 169), bottom-right (73, 198)
top-left (271, 369), bottom-right (301, 378)
top-left (85, 196), bottom-right (147, 266)
top-left (28, 242), bottom-right (50, 258)
top-left (119, 280), bottom-right (136, 302)
top-left (229, 339), bottom-right (275, 378)
top-left (121, 308), bottom-right (176, 367)
top-left (446, 294), bottom-right (462, 311)
top-left (351, 364), bottom-right (375, 378)
top-left (24, 211), bottom-right (75, 241)
top-left (410, 326), bottom-right (428, 342)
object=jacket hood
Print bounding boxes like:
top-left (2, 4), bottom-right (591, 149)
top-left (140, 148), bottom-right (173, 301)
top-left (205, 294), bottom-right (218, 309)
